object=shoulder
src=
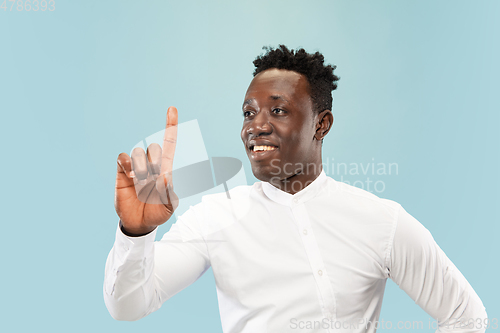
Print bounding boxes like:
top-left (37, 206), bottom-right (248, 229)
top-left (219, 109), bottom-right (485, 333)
top-left (199, 184), bottom-right (255, 204)
top-left (174, 184), bottom-right (257, 238)
top-left (328, 177), bottom-right (401, 214)
top-left (195, 183), bottom-right (259, 220)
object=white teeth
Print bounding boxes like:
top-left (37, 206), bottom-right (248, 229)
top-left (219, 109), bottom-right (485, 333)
top-left (253, 145), bottom-right (276, 152)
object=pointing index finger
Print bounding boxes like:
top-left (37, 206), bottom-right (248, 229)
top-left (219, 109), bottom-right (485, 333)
top-left (161, 106), bottom-right (178, 176)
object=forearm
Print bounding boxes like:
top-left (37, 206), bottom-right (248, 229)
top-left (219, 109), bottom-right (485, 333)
top-left (103, 212), bottom-right (212, 321)
top-left (432, 260), bottom-right (488, 333)
top-left (389, 206), bottom-right (487, 333)
top-left (103, 224), bottom-right (161, 321)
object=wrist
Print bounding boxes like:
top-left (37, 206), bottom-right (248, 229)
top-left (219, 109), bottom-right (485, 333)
top-left (119, 220), bottom-right (157, 237)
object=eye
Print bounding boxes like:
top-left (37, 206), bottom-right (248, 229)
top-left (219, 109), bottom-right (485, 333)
top-left (272, 108), bottom-right (285, 114)
top-left (243, 110), bottom-right (254, 118)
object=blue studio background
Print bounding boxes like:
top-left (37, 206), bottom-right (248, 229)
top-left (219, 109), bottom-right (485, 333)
top-left (1, 1), bottom-right (499, 332)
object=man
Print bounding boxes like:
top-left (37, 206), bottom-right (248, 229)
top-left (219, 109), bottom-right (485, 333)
top-left (104, 45), bottom-right (487, 332)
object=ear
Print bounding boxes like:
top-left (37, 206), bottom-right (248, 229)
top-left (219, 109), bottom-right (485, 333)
top-left (314, 110), bottom-right (333, 141)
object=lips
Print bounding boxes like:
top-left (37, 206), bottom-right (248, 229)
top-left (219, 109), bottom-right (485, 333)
top-left (247, 140), bottom-right (279, 162)
top-left (247, 139), bottom-right (279, 152)
top-left (252, 145), bottom-right (278, 152)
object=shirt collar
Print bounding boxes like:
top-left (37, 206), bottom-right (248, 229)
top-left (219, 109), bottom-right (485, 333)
top-left (261, 169), bottom-right (328, 207)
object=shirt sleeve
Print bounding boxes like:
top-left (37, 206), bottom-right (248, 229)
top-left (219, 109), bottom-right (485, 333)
top-left (387, 205), bottom-right (488, 333)
top-left (103, 205), bottom-right (211, 321)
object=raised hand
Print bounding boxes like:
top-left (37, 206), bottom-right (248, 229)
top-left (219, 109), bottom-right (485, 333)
top-left (114, 106), bottom-right (179, 236)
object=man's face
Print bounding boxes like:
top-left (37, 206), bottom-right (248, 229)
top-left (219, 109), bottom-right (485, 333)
top-left (241, 68), bottom-right (319, 183)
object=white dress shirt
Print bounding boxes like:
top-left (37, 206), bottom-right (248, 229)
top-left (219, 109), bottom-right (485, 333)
top-left (103, 170), bottom-right (487, 332)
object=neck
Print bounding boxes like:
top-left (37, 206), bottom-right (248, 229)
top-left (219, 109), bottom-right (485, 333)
top-left (269, 161), bottom-right (323, 195)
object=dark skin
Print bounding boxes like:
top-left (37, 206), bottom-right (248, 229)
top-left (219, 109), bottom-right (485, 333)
top-left (115, 69), bottom-right (333, 235)
top-left (115, 107), bottom-right (179, 236)
top-left (241, 68), bottom-right (333, 194)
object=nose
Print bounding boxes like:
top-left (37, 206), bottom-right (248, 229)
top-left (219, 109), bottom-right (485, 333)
top-left (246, 111), bottom-right (272, 136)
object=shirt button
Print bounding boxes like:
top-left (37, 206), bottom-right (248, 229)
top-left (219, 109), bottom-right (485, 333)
top-left (293, 198), bottom-right (298, 204)
top-left (318, 270), bottom-right (323, 276)
top-left (302, 229), bottom-right (308, 235)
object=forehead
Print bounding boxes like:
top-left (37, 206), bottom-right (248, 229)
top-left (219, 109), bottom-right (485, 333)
top-left (245, 69), bottom-right (311, 102)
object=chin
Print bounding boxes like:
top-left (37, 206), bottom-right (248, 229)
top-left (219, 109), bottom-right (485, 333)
top-left (251, 165), bottom-right (282, 183)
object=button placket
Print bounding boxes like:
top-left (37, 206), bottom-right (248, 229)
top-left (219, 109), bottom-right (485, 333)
top-left (291, 204), bottom-right (337, 321)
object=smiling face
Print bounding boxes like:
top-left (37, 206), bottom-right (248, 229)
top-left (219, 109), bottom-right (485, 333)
top-left (241, 69), bottom-right (330, 192)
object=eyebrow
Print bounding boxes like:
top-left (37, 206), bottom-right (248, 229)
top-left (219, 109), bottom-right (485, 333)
top-left (269, 95), bottom-right (289, 103)
top-left (243, 95), bottom-right (290, 107)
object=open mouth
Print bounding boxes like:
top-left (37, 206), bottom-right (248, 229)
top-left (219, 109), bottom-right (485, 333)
top-left (248, 145), bottom-right (279, 161)
top-left (250, 145), bottom-right (278, 152)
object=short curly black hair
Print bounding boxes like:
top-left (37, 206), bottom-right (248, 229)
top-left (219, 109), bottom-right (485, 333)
top-left (253, 45), bottom-right (339, 114)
